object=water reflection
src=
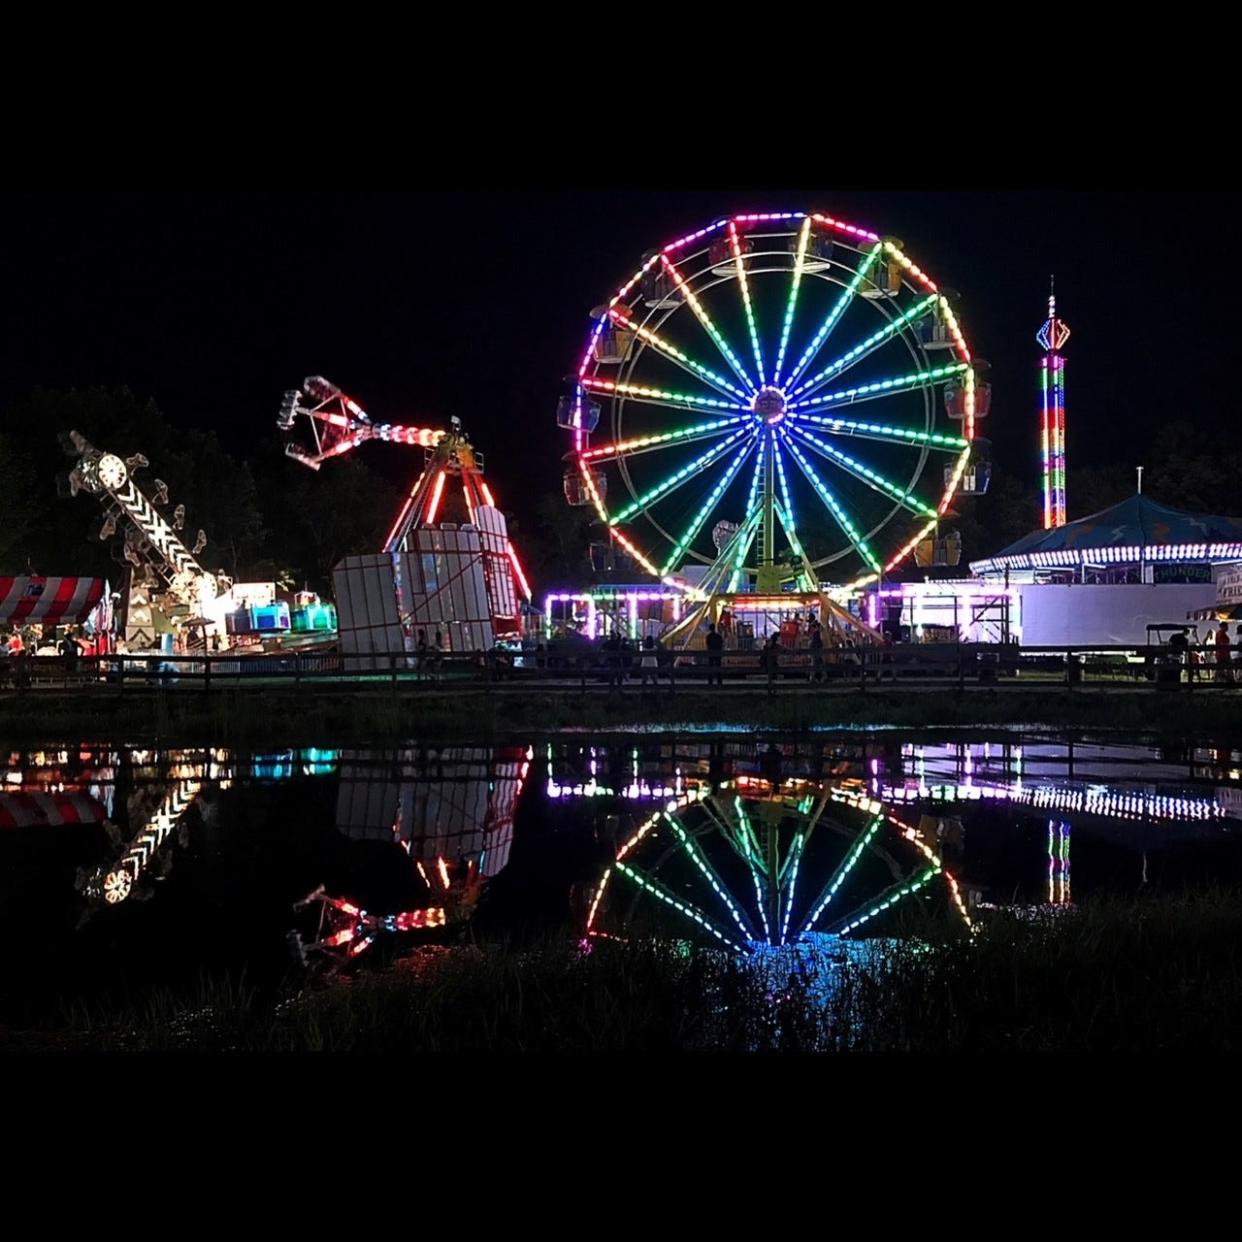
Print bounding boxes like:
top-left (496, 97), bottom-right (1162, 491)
top-left (584, 779), bottom-right (973, 955)
top-left (1, 733), bottom-right (1241, 1020)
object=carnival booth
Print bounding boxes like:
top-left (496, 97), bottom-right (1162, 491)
top-left (0, 577), bottom-right (114, 653)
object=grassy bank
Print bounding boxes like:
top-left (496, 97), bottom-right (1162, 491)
top-left (3, 683), bottom-right (1242, 744)
top-left (13, 889), bottom-right (1242, 1052)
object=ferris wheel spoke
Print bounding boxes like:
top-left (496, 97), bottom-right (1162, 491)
top-left (610, 428), bottom-right (752, 526)
top-left (822, 864), bottom-right (941, 937)
top-left (659, 253), bottom-right (757, 393)
top-left (726, 506), bottom-right (763, 592)
top-left (660, 434), bottom-right (757, 574)
top-left (662, 812), bottom-right (756, 942)
top-left (581, 415), bottom-right (748, 462)
top-left (779, 429), bottom-right (881, 573)
top-left (772, 446), bottom-right (815, 590)
top-left (607, 308), bottom-right (750, 401)
top-left (728, 220), bottom-right (766, 386)
top-left (790, 293), bottom-right (940, 400)
top-left (613, 860), bottom-right (747, 953)
top-left (772, 498), bottom-right (815, 591)
top-left (778, 830), bottom-right (806, 945)
top-left (726, 450), bottom-right (767, 589)
top-left (609, 527), bottom-right (663, 578)
top-left (797, 814), bottom-right (885, 937)
top-left (791, 411), bottom-right (967, 453)
top-left (771, 217), bottom-right (812, 387)
top-left (788, 423), bottom-right (940, 520)
top-left (574, 457), bottom-right (609, 523)
top-left (783, 242), bottom-right (884, 390)
top-left (580, 375), bottom-right (746, 415)
top-left (790, 362), bottom-right (968, 413)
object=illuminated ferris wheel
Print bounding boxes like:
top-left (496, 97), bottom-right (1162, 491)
top-left (585, 780), bottom-right (973, 952)
top-left (561, 211), bottom-right (991, 592)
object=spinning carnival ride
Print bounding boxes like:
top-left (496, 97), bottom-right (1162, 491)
top-left (59, 432), bottom-right (226, 649)
top-left (561, 211), bottom-right (991, 638)
top-left (279, 377), bottom-right (531, 639)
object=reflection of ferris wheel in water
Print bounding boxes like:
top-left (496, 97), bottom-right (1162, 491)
top-left (561, 211), bottom-right (991, 591)
top-left (586, 781), bottom-right (973, 953)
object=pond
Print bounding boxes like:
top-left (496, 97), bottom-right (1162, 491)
top-left (3, 731), bottom-right (1242, 1028)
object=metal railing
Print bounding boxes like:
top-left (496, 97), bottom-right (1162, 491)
top-left (0, 642), bottom-right (1237, 695)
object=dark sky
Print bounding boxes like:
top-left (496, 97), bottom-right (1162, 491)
top-left (2, 191), bottom-right (1233, 534)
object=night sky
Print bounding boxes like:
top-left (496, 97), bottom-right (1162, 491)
top-left (2, 191), bottom-right (1234, 538)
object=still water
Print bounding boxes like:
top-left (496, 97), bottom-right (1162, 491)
top-left (3, 732), bottom-right (1242, 1024)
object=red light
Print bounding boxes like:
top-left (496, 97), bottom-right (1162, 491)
top-left (424, 471), bottom-right (447, 524)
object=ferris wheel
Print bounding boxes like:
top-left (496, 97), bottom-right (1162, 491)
top-left (585, 781), bottom-right (973, 955)
top-left (561, 211), bottom-right (990, 593)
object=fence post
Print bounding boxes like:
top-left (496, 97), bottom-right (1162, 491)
top-left (957, 641), bottom-right (965, 692)
top-left (204, 654), bottom-right (212, 695)
top-left (294, 652), bottom-right (302, 689)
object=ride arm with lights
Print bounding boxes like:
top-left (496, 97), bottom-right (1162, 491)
top-left (278, 375), bottom-right (445, 470)
top-left (61, 432), bottom-right (223, 609)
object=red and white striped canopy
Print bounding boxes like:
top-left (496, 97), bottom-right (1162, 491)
top-left (0, 577), bottom-right (108, 626)
top-left (0, 792), bottom-right (109, 829)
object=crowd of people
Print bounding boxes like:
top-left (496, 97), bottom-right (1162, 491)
top-left (579, 611), bottom-right (852, 694)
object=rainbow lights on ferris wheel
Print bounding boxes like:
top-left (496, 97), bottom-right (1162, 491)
top-left (563, 210), bottom-right (981, 586)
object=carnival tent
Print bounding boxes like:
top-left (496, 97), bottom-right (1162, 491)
top-left (971, 496), bottom-right (1242, 575)
top-left (0, 577), bottom-right (110, 627)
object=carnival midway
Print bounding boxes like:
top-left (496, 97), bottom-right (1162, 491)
top-left (6, 206), bottom-right (1242, 695)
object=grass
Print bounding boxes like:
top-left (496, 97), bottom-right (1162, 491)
top-left (12, 888), bottom-right (1242, 1052)
top-left (3, 682), bottom-right (1242, 744)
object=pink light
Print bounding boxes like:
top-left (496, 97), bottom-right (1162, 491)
top-left (661, 219), bottom-right (728, 253)
top-left (424, 471), bottom-right (447, 524)
top-left (481, 482), bottom-right (495, 507)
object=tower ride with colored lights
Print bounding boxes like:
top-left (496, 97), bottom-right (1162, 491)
top-left (560, 210), bottom-right (992, 644)
top-left (1037, 280), bottom-right (1070, 529)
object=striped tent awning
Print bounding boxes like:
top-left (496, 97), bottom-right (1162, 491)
top-left (0, 792), bottom-right (109, 829)
top-left (0, 577), bottom-right (109, 626)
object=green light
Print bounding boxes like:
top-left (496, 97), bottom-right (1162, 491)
top-left (611, 428), bottom-right (749, 525)
top-left (726, 509), bottom-right (761, 593)
top-left (581, 377), bottom-right (745, 412)
top-left (784, 243), bottom-right (882, 388)
top-left (790, 425), bottom-right (938, 519)
top-left (837, 866), bottom-right (938, 936)
top-left (793, 413), bottom-right (967, 451)
top-left (582, 415), bottom-right (746, 461)
top-left (613, 311), bottom-right (750, 400)
top-left (792, 293), bottom-right (938, 397)
top-left (729, 221), bottom-right (766, 386)
top-left (792, 363), bottom-right (967, 411)
top-left (661, 254), bottom-right (755, 392)
top-left (772, 218), bottom-right (811, 385)
top-left (774, 499), bottom-right (814, 591)
top-left (781, 430), bottom-right (881, 572)
top-left (734, 797), bottom-right (770, 941)
top-left (799, 815), bottom-right (883, 935)
top-left (663, 812), bottom-right (754, 941)
top-left (727, 455), bottom-right (767, 590)
top-left (661, 436), bottom-right (757, 574)
top-left (614, 859), bottom-right (745, 952)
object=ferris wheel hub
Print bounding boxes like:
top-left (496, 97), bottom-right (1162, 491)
top-left (752, 386), bottom-right (788, 426)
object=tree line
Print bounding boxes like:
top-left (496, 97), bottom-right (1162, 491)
top-left (1, 387), bottom-right (1237, 596)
